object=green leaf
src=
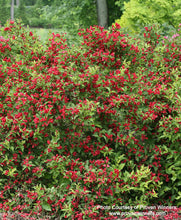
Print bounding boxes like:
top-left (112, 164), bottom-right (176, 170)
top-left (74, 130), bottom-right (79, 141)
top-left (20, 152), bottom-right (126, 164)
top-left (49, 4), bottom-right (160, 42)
top-left (119, 163), bottom-right (125, 171)
top-left (174, 160), bottom-right (181, 167)
top-left (42, 202), bottom-right (51, 211)
top-left (171, 175), bottom-right (177, 182)
top-left (176, 191), bottom-right (181, 200)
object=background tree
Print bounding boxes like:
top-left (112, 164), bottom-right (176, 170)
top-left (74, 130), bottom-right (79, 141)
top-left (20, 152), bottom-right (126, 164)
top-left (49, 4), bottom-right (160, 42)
top-left (17, 0), bottom-right (29, 25)
top-left (0, 0), bottom-right (124, 30)
top-left (24, 0), bottom-right (36, 5)
top-left (96, 0), bottom-right (108, 28)
top-left (0, 0), bottom-right (9, 25)
top-left (107, 0), bottom-right (124, 26)
top-left (11, 0), bottom-right (14, 20)
top-left (115, 0), bottom-right (181, 32)
top-left (16, 0), bottom-right (19, 7)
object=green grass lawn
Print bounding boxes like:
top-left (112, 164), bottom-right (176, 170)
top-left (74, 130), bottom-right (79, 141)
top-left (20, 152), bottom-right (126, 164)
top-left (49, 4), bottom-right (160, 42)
top-left (29, 27), bottom-right (81, 46)
top-left (29, 28), bottom-right (63, 42)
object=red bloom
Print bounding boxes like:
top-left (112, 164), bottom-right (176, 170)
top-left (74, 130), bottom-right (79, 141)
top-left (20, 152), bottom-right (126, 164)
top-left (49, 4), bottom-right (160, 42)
top-left (4, 27), bottom-right (11, 31)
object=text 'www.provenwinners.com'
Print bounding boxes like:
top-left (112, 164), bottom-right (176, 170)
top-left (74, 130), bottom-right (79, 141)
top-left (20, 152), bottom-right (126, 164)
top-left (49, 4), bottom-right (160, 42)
top-left (96, 205), bottom-right (177, 217)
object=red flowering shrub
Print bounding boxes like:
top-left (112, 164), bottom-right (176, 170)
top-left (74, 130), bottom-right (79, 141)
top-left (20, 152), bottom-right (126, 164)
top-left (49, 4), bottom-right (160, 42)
top-left (0, 21), bottom-right (181, 219)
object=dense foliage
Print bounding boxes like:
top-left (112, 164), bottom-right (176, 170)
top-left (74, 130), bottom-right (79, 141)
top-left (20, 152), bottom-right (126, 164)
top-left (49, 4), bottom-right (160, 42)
top-left (0, 21), bottom-right (181, 219)
top-left (0, 0), bottom-right (97, 28)
top-left (0, 0), bottom-right (123, 31)
top-left (115, 0), bottom-right (181, 32)
top-left (0, 0), bottom-right (9, 26)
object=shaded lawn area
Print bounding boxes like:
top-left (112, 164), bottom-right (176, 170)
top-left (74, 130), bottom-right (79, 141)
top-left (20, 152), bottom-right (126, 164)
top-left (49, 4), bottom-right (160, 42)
top-left (29, 27), bottom-right (81, 46)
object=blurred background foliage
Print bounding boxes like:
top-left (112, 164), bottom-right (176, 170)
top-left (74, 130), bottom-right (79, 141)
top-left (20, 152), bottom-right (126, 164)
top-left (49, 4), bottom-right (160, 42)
top-left (0, 0), bottom-right (180, 45)
top-left (115, 0), bottom-right (181, 32)
top-left (0, 0), bottom-right (122, 28)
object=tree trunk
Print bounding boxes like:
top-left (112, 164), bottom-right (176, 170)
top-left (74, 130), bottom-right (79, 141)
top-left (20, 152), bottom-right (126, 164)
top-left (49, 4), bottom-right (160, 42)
top-left (11, 0), bottom-right (14, 20)
top-left (96, 0), bottom-right (108, 29)
top-left (16, 0), bottom-right (20, 7)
